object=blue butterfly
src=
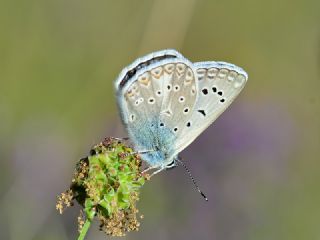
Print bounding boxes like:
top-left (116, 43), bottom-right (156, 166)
top-left (115, 49), bottom-right (248, 176)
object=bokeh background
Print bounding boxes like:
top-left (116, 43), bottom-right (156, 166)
top-left (1, 0), bottom-right (320, 239)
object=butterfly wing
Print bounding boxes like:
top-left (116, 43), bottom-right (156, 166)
top-left (115, 50), bottom-right (198, 167)
top-left (175, 61), bottom-right (248, 153)
top-left (158, 60), bottom-right (198, 134)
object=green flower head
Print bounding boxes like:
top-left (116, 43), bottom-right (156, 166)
top-left (57, 138), bottom-right (149, 239)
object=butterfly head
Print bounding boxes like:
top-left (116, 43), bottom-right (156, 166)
top-left (139, 150), bottom-right (178, 169)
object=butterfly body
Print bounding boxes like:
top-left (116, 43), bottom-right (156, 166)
top-left (115, 49), bottom-right (248, 172)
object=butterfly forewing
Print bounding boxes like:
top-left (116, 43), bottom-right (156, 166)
top-left (175, 61), bottom-right (248, 153)
top-left (117, 54), bottom-right (198, 165)
top-left (159, 62), bottom-right (197, 134)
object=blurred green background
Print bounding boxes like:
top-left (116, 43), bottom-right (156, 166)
top-left (1, 0), bottom-right (319, 239)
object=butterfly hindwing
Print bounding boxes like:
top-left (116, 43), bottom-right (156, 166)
top-left (175, 61), bottom-right (248, 153)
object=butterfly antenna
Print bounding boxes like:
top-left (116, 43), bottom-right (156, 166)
top-left (177, 157), bottom-right (208, 201)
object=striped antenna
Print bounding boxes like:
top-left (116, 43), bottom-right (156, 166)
top-left (177, 157), bottom-right (208, 201)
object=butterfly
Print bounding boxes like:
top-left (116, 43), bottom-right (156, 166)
top-left (115, 49), bottom-right (248, 176)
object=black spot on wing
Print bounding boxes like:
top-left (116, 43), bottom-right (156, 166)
top-left (202, 88), bottom-right (208, 95)
top-left (198, 109), bottom-right (206, 116)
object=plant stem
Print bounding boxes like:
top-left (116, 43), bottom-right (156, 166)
top-left (77, 218), bottom-right (91, 240)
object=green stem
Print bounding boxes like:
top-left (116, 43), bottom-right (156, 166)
top-left (77, 218), bottom-right (91, 240)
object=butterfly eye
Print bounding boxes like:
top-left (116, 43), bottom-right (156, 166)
top-left (183, 107), bottom-right (190, 114)
top-left (159, 122), bottom-right (164, 127)
top-left (156, 90), bottom-right (162, 96)
top-left (174, 85), bottom-right (180, 92)
top-left (220, 98), bottom-right (225, 103)
top-left (173, 127), bottom-right (178, 132)
top-left (186, 121), bottom-right (191, 127)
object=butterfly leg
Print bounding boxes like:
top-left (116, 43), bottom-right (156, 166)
top-left (141, 165), bottom-right (159, 174)
top-left (118, 150), bottom-right (155, 159)
top-left (142, 165), bottom-right (165, 176)
top-left (112, 137), bottom-right (129, 141)
top-left (105, 137), bottom-right (129, 142)
top-left (102, 137), bottom-right (129, 147)
top-left (131, 150), bottom-right (154, 155)
top-left (149, 167), bottom-right (166, 177)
